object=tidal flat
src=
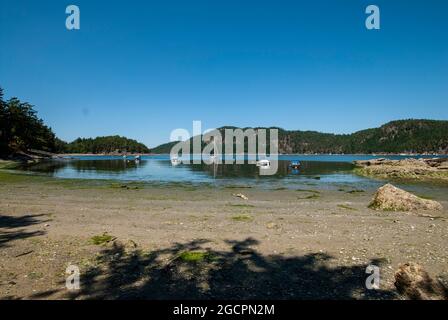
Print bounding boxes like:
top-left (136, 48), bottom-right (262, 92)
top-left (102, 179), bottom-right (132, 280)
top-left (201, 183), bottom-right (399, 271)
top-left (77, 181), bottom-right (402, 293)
top-left (0, 170), bottom-right (447, 299)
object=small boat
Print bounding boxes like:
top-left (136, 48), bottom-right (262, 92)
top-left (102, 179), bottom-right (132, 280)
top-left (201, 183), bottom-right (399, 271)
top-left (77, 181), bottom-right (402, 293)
top-left (288, 161), bottom-right (301, 169)
top-left (134, 155), bottom-right (141, 162)
top-left (209, 155), bottom-right (217, 164)
top-left (256, 159), bottom-right (271, 168)
top-left (171, 156), bottom-right (182, 166)
top-left (209, 138), bottom-right (218, 164)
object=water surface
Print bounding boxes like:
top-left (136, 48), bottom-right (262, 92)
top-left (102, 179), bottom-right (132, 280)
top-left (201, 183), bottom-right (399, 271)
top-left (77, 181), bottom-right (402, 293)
top-left (16, 154), bottom-right (448, 196)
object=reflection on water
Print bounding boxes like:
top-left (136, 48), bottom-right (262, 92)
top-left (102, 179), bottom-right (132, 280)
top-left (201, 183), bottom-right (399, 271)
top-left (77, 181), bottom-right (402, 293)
top-left (16, 154), bottom-right (448, 193)
top-left (189, 160), bottom-right (354, 178)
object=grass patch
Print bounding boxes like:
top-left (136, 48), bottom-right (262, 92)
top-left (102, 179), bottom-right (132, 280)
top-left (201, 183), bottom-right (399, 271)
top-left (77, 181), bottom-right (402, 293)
top-left (231, 214), bottom-right (253, 222)
top-left (177, 251), bottom-right (216, 263)
top-left (337, 204), bottom-right (357, 211)
top-left (90, 233), bottom-right (116, 245)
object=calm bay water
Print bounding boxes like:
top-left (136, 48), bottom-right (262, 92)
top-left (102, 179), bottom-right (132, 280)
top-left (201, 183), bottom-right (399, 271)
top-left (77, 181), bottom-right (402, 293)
top-left (17, 154), bottom-right (448, 194)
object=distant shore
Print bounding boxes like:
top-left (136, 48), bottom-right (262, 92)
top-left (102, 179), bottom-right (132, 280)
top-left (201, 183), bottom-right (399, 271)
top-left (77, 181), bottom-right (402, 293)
top-left (57, 153), bottom-right (448, 157)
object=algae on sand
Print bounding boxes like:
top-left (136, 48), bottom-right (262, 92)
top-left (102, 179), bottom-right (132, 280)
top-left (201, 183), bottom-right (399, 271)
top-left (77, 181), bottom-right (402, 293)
top-left (231, 214), bottom-right (253, 222)
top-left (177, 251), bottom-right (216, 263)
top-left (298, 194), bottom-right (320, 200)
top-left (337, 204), bottom-right (357, 211)
top-left (90, 233), bottom-right (116, 245)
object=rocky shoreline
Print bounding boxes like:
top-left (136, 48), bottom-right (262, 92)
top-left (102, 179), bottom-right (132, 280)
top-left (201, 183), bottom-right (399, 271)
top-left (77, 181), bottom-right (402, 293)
top-left (354, 158), bottom-right (448, 182)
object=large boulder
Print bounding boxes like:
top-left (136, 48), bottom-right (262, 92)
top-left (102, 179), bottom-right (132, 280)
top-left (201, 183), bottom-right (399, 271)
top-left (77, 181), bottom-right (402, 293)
top-left (395, 262), bottom-right (447, 300)
top-left (369, 183), bottom-right (443, 211)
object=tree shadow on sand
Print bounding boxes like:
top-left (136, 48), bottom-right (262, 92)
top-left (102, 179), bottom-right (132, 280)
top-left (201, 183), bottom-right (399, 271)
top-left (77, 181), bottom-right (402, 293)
top-left (54, 237), bottom-right (396, 300)
top-left (0, 214), bottom-right (46, 248)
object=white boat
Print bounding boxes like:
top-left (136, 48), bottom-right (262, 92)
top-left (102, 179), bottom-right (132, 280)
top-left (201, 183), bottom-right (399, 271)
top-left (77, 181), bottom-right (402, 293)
top-left (171, 156), bottom-right (182, 166)
top-left (256, 159), bottom-right (271, 168)
top-left (209, 138), bottom-right (218, 164)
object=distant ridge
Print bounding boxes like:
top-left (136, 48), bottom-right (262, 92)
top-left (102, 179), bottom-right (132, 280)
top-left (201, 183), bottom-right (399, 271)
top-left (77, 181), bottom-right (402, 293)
top-left (150, 120), bottom-right (448, 155)
top-left (150, 141), bottom-right (179, 154)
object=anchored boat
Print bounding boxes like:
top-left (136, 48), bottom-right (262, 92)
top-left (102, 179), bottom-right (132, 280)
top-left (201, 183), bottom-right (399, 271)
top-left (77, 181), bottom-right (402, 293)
top-left (288, 161), bottom-right (301, 169)
top-left (256, 159), bottom-right (271, 168)
top-left (171, 156), bottom-right (182, 166)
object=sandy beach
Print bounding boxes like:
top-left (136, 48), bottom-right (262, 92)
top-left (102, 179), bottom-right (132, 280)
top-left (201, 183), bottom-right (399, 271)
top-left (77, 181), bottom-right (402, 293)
top-left (1, 170), bottom-right (447, 299)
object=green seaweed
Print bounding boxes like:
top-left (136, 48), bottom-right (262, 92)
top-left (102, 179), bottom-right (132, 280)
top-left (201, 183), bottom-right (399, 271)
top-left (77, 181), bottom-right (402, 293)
top-left (337, 204), bottom-right (357, 211)
top-left (90, 233), bottom-right (115, 245)
top-left (231, 214), bottom-right (253, 222)
top-left (177, 251), bottom-right (216, 263)
top-left (298, 194), bottom-right (320, 200)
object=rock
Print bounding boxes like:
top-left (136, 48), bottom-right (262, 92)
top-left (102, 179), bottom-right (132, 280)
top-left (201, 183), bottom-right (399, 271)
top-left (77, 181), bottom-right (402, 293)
top-left (266, 222), bottom-right (278, 229)
top-left (394, 262), bottom-right (447, 300)
top-left (369, 184), bottom-right (443, 212)
top-left (354, 158), bottom-right (448, 181)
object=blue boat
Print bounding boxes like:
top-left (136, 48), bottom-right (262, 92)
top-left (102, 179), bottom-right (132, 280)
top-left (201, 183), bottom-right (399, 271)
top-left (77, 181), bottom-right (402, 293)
top-left (288, 161), bottom-right (301, 169)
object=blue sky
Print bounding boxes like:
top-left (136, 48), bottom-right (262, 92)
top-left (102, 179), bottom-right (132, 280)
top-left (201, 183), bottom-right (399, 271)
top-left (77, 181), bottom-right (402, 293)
top-left (1, 0), bottom-right (447, 147)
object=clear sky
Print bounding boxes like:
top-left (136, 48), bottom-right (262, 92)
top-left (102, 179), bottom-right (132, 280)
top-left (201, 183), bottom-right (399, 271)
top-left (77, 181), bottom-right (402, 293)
top-left (1, 0), bottom-right (447, 147)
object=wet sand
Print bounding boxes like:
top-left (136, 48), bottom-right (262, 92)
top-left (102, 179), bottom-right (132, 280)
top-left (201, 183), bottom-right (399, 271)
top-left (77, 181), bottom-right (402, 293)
top-left (0, 171), bottom-right (447, 299)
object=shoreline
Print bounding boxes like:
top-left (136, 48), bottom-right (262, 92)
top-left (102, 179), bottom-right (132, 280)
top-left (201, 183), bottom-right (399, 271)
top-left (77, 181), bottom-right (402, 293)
top-left (57, 153), bottom-right (448, 157)
top-left (354, 158), bottom-right (448, 183)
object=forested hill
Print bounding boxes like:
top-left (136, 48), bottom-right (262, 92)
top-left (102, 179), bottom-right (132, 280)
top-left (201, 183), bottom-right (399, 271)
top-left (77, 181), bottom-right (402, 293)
top-left (62, 136), bottom-right (149, 154)
top-left (149, 141), bottom-right (179, 154)
top-left (277, 120), bottom-right (448, 154)
top-left (151, 120), bottom-right (448, 155)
